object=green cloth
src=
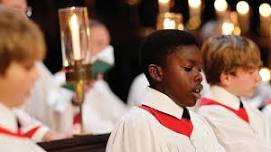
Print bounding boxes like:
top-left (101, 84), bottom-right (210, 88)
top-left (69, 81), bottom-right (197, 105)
top-left (91, 59), bottom-right (113, 78)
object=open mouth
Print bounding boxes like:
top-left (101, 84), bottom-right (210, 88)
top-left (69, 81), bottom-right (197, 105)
top-left (192, 84), bottom-right (203, 99)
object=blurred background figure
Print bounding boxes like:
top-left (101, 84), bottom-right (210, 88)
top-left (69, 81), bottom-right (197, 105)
top-left (54, 19), bottom-right (130, 135)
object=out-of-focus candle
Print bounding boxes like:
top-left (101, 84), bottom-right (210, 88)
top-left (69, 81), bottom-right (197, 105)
top-left (163, 18), bottom-right (176, 29)
top-left (236, 1), bottom-right (250, 34)
top-left (157, 12), bottom-right (183, 30)
top-left (259, 3), bottom-right (271, 36)
top-left (158, 0), bottom-right (170, 13)
top-left (214, 0), bottom-right (228, 19)
top-left (187, 0), bottom-right (202, 30)
top-left (222, 21), bottom-right (234, 35)
top-left (259, 67), bottom-right (271, 82)
top-left (69, 14), bottom-right (81, 60)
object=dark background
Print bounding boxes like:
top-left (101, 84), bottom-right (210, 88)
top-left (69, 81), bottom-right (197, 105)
top-left (27, 0), bottom-right (271, 102)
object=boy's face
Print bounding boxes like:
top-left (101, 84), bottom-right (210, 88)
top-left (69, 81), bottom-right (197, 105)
top-left (161, 45), bottom-right (203, 107)
top-left (222, 68), bottom-right (261, 97)
top-left (0, 61), bottom-right (38, 107)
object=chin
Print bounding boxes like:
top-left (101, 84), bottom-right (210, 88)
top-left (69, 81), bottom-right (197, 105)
top-left (185, 99), bottom-right (197, 107)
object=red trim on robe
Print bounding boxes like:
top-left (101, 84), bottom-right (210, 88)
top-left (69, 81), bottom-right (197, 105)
top-left (139, 105), bottom-right (193, 137)
top-left (0, 125), bottom-right (41, 139)
top-left (200, 97), bottom-right (250, 123)
top-left (73, 113), bottom-right (81, 125)
top-left (266, 98), bottom-right (271, 105)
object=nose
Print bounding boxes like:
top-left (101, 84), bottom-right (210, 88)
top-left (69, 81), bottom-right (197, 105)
top-left (194, 70), bottom-right (203, 83)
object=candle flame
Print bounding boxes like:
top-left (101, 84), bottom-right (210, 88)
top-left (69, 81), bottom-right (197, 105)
top-left (159, 0), bottom-right (170, 4)
top-left (188, 0), bottom-right (201, 9)
top-left (260, 67), bottom-right (271, 82)
top-left (259, 3), bottom-right (271, 17)
top-left (214, 0), bottom-right (228, 12)
top-left (236, 1), bottom-right (249, 15)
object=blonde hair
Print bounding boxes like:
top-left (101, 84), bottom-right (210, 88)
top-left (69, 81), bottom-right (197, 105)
top-left (0, 6), bottom-right (45, 74)
top-left (201, 35), bottom-right (262, 85)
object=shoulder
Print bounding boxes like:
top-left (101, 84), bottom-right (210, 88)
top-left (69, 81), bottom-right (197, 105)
top-left (189, 110), bottom-right (214, 130)
top-left (111, 107), bottom-right (157, 132)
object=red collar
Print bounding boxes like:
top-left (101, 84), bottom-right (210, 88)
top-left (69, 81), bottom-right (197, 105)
top-left (139, 105), bottom-right (193, 137)
top-left (0, 125), bottom-right (40, 139)
top-left (200, 97), bottom-right (250, 123)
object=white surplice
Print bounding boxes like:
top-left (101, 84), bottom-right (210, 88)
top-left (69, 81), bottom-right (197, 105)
top-left (23, 62), bottom-right (74, 133)
top-left (0, 103), bottom-right (46, 152)
top-left (106, 87), bottom-right (225, 152)
top-left (198, 85), bottom-right (271, 152)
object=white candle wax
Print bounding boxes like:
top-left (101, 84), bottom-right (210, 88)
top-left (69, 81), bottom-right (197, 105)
top-left (70, 14), bottom-right (81, 60)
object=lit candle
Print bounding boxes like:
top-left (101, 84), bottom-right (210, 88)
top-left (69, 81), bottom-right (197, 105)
top-left (236, 1), bottom-right (250, 34)
top-left (259, 3), bottom-right (271, 36)
top-left (69, 14), bottom-right (81, 60)
top-left (259, 67), bottom-right (271, 82)
top-left (158, 0), bottom-right (170, 13)
top-left (214, 0), bottom-right (228, 19)
top-left (157, 12), bottom-right (183, 30)
top-left (187, 0), bottom-right (202, 30)
top-left (222, 21), bottom-right (234, 35)
top-left (163, 18), bottom-right (176, 29)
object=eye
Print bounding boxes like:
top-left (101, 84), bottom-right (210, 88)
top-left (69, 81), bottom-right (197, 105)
top-left (183, 66), bottom-right (193, 72)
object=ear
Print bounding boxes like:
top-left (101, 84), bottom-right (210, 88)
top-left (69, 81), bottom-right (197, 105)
top-left (220, 72), bottom-right (232, 86)
top-left (148, 64), bottom-right (163, 82)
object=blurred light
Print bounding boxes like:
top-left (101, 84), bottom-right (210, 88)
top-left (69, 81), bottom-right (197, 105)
top-left (178, 24), bottom-right (184, 30)
top-left (188, 0), bottom-right (201, 9)
top-left (259, 3), bottom-right (271, 17)
top-left (259, 67), bottom-right (271, 82)
top-left (236, 1), bottom-right (249, 15)
top-left (233, 26), bottom-right (241, 35)
top-left (163, 18), bottom-right (176, 29)
top-left (222, 22), bottom-right (234, 35)
top-left (159, 0), bottom-right (170, 4)
top-left (214, 0), bottom-right (228, 12)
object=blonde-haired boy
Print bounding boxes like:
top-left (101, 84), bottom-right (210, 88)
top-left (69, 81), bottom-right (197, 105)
top-left (198, 35), bottom-right (271, 152)
top-left (0, 6), bottom-right (46, 151)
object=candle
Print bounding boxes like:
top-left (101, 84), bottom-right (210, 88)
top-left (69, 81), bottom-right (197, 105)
top-left (163, 18), bottom-right (176, 29)
top-left (259, 3), bottom-right (271, 36)
top-left (187, 0), bottom-right (202, 30)
top-left (158, 0), bottom-right (170, 13)
top-left (222, 21), bottom-right (234, 35)
top-left (69, 14), bottom-right (81, 60)
top-left (214, 0), bottom-right (228, 19)
top-left (236, 1), bottom-right (250, 34)
top-left (157, 12), bottom-right (183, 30)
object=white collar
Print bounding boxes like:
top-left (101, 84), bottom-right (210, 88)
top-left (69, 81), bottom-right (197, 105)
top-left (208, 85), bottom-right (240, 110)
top-left (141, 87), bottom-right (184, 119)
top-left (0, 102), bottom-right (18, 132)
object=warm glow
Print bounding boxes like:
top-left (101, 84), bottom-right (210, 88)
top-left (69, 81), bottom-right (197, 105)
top-left (233, 26), bottom-right (241, 35)
top-left (163, 18), bottom-right (176, 29)
top-left (222, 22), bottom-right (234, 35)
top-left (214, 0), bottom-right (228, 12)
top-left (259, 3), bottom-right (271, 17)
top-left (236, 1), bottom-right (249, 15)
top-left (178, 24), bottom-right (184, 30)
top-left (159, 0), bottom-right (170, 4)
top-left (188, 0), bottom-right (201, 8)
top-left (69, 14), bottom-right (81, 60)
top-left (259, 67), bottom-right (271, 82)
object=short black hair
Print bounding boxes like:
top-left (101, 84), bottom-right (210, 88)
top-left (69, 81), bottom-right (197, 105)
top-left (140, 29), bottom-right (198, 83)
